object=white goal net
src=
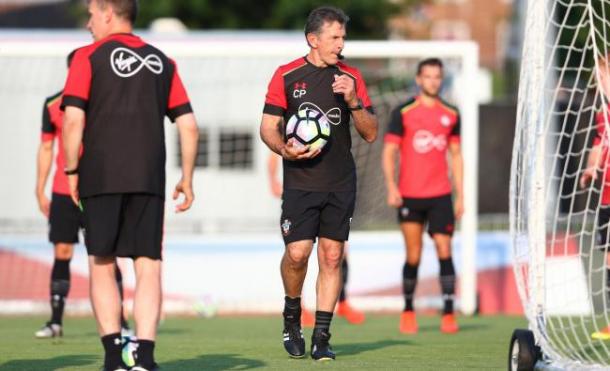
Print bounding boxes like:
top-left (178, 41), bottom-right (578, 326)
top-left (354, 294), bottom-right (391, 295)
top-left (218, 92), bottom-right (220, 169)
top-left (512, 0), bottom-right (610, 368)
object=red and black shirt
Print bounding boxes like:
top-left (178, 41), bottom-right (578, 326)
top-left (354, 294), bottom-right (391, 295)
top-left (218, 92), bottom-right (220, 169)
top-left (61, 33), bottom-right (192, 198)
top-left (41, 90), bottom-right (71, 195)
top-left (384, 96), bottom-right (460, 198)
top-left (594, 105), bottom-right (610, 205)
top-left (263, 57), bottom-right (373, 192)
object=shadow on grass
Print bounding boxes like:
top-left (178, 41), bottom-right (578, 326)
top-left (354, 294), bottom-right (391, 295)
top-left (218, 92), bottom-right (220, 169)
top-left (0, 354), bottom-right (98, 371)
top-left (417, 322), bottom-right (489, 333)
top-left (334, 339), bottom-right (408, 357)
top-left (81, 327), bottom-right (188, 338)
top-left (162, 353), bottom-right (265, 370)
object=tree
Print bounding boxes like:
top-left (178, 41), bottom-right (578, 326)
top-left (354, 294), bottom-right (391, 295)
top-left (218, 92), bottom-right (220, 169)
top-left (134, 0), bottom-right (423, 39)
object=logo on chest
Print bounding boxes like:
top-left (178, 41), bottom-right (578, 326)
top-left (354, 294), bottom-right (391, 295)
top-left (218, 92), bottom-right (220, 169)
top-left (412, 130), bottom-right (447, 153)
top-left (440, 114), bottom-right (452, 127)
top-left (293, 82), bottom-right (307, 98)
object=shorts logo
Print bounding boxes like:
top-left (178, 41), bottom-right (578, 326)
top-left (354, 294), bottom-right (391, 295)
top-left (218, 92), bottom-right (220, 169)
top-left (400, 207), bottom-right (409, 218)
top-left (440, 115), bottom-right (451, 127)
top-left (281, 219), bottom-right (292, 236)
top-left (446, 224), bottom-right (454, 233)
top-left (413, 130), bottom-right (447, 153)
top-left (110, 47), bottom-right (163, 78)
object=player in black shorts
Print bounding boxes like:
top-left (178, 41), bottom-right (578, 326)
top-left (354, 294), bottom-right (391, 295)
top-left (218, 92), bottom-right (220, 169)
top-left (260, 6), bottom-right (377, 361)
top-left (382, 58), bottom-right (463, 334)
top-left (580, 74), bottom-right (610, 339)
top-left (61, 1), bottom-right (199, 370)
top-left (35, 49), bottom-right (131, 339)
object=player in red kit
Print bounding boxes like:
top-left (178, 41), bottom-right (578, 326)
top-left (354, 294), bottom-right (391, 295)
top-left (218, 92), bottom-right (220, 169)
top-left (35, 49), bottom-right (131, 339)
top-left (382, 58), bottom-right (463, 335)
top-left (581, 55), bottom-right (610, 340)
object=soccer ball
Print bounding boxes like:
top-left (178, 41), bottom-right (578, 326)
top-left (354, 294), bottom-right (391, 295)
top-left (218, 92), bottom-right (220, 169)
top-left (193, 295), bottom-right (218, 318)
top-left (285, 108), bottom-right (331, 151)
top-left (122, 335), bottom-right (138, 367)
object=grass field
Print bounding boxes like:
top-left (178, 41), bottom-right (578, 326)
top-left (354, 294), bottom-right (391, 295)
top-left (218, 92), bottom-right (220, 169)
top-left (0, 314), bottom-right (525, 370)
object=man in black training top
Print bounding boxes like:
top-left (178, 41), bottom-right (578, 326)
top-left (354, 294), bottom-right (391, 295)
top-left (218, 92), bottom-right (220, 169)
top-left (260, 6), bottom-right (378, 361)
top-left (62, 1), bottom-right (199, 370)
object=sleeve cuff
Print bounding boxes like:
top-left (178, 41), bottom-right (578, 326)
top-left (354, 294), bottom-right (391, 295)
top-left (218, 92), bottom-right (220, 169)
top-left (263, 103), bottom-right (285, 116)
top-left (168, 102), bottom-right (193, 122)
top-left (41, 133), bottom-right (55, 142)
top-left (61, 95), bottom-right (88, 111)
top-left (384, 133), bottom-right (402, 145)
top-left (365, 106), bottom-right (375, 114)
top-left (449, 135), bottom-right (461, 144)
top-left (594, 137), bottom-right (602, 146)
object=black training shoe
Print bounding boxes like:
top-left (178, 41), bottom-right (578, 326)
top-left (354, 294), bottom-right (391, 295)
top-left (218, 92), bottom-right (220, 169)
top-left (311, 329), bottom-right (335, 361)
top-left (283, 322), bottom-right (306, 358)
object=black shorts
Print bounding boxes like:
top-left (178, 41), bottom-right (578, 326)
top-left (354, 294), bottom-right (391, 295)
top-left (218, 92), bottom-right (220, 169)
top-left (280, 190), bottom-right (356, 244)
top-left (81, 193), bottom-right (165, 260)
top-left (49, 193), bottom-right (82, 244)
top-left (596, 206), bottom-right (610, 250)
top-left (398, 194), bottom-right (455, 236)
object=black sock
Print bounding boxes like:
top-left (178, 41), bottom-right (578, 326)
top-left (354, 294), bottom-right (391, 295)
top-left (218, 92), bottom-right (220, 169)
top-left (50, 259), bottom-right (70, 325)
top-left (137, 339), bottom-right (156, 368)
top-left (115, 263), bottom-right (129, 329)
top-left (339, 259), bottom-right (348, 302)
top-left (283, 296), bottom-right (301, 325)
top-left (402, 262), bottom-right (419, 312)
top-left (439, 258), bottom-right (456, 314)
top-left (101, 333), bottom-right (123, 368)
top-left (313, 311), bottom-right (333, 335)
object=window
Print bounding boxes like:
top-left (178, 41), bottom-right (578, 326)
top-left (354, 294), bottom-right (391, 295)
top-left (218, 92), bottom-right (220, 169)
top-left (219, 130), bottom-right (253, 169)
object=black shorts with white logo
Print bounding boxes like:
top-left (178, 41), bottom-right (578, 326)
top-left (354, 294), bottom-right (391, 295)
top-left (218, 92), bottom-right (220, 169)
top-left (81, 193), bottom-right (165, 260)
top-left (49, 193), bottom-right (82, 244)
top-left (596, 206), bottom-right (610, 250)
top-left (398, 194), bottom-right (455, 236)
top-left (280, 189), bottom-right (356, 245)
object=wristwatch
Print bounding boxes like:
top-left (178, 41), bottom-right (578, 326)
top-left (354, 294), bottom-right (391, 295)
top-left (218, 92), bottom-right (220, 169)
top-left (64, 167), bottom-right (78, 175)
top-left (348, 99), bottom-right (363, 111)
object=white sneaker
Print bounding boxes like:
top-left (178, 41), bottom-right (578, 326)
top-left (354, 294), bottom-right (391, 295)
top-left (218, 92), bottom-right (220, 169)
top-left (35, 322), bottom-right (62, 338)
top-left (121, 327), bottom-right (134, 337)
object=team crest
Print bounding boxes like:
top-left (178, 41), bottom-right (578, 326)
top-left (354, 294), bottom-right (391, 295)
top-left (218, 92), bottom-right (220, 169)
top-left (440, 115), bottom-right (451, 127)
top-left (281, 219), bottom-right (292, 236)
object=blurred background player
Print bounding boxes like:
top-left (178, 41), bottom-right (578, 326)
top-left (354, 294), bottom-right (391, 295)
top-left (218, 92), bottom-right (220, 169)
top-left (260, 6), bottom-right (377, 361)
top-left (382, 58), bottom-right (463, 335)
top-left (61, 0), bottom-right (199, 370)
top-left (580, 55), bottom-right (610, 341)
top-left (267, 153), bottom-right (365, 325)
top-left (35, 49), bottom-right (131, 339)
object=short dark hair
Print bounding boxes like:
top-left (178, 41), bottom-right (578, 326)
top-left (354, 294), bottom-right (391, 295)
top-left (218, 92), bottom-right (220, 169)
top-left (67, 48), bottom-right (78, 68)
top-left (304, 6), bottom-right (349, 36)
top-left (91, 0), bottom-right (138, 24)
top-left (417, 58), bottom-right (444, 75)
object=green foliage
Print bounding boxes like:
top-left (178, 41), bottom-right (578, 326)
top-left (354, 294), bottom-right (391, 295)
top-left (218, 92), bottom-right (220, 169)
top-left (132, 0), bottom-right (423, 39)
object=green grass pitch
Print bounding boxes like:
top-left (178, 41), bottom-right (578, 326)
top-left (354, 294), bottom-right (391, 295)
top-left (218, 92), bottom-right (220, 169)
top-left (0, 314), bottom-right (525, 370)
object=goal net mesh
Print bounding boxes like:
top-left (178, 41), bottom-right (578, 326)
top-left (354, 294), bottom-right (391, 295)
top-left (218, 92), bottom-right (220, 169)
top-left (512, 0), bottom-right (610, 367)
